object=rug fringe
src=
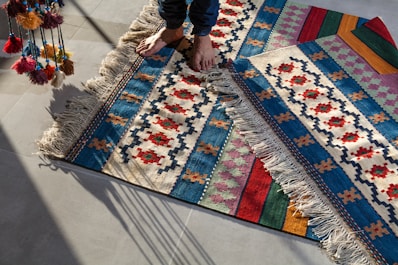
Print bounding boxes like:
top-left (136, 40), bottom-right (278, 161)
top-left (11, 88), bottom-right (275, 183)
top-left (205, 68), bottom-right (375, 265)
top-left (37, 0), bottom-right (163, 158)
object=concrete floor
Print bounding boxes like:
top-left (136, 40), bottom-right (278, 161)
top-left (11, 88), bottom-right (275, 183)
top-left (0, 0), bottom-right (396, 264)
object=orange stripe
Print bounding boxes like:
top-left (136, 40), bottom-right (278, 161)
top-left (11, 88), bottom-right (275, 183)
top-left (337, 14), bottom-right (358, 35)
top-left (339, 30), bottom-right (398, 74)
top-left (282, 202), bottom-right (309, 237)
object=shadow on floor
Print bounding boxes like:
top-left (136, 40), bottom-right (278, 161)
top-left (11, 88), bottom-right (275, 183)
top-left (0, 129), bottom-right (80, 265)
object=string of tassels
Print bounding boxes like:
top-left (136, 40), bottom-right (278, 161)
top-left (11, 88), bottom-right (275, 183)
top-left (1, 0), bottom-right (71, 88)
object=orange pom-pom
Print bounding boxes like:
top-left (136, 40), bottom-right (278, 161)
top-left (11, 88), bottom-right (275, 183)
top-left (16, 11), bottom-right (43, 30)
top-left (41, 44), bottom-right (58, 59)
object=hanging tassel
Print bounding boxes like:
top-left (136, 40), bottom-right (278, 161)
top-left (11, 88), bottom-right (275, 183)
top-left (23, 40), bottom-right (40, 57)
top-left (51, 69), bottom-right (65, 88)
top-left (40, 43), bottom-right (58, 59)
top-left (3, 9), bottom-right (24, 54)
top-left (29, 66), bottom-right (49, 85)
top-left (27, 0), bottom-right (45, 5)
top-left (56, 0), bottom-right (64, 7)
top-left (59, 58), bottom-right (74, 75)
top-left (43, 63), bottom-right (56, 80)
top-left (16, 9), bottom-right (43, 30)
top-left (42, 9), bottom-right (63, 29)
top-left (11, 55), bottom-right (36, 74)
top-left (50, 0), bottom-right (64, 8)
top-left (3, 33), bottom-right (23, 54)
top-left (56, 49), bottom-right (72, 63)
top-left (1, 0), bottom-right (26, 18)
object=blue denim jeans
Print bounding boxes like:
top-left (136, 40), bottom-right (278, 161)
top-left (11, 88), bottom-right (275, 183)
top-left (158, 0), bottom-right (220, 36)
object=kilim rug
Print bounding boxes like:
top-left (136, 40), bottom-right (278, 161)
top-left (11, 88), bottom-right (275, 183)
top-left (37, 0), bottom-right (389, 263)
top-left (211, 16), bottom-right (398, 265)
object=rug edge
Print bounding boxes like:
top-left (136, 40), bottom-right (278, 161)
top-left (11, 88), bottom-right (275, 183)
top-left (205, 66), bottom-right (376, 265)
top-left (37, 0), bottom-right (163, 158)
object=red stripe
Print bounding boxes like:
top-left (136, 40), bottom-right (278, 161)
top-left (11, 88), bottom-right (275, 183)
top-left (298, 7), bottom-right (328, 43)
top-left (364, 17), bottom-right (397, 48)
top-left (235, 158), bottom-right (273, 223)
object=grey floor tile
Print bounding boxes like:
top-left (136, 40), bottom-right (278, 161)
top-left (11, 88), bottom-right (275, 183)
top-left (88, 0), bottom-right (146, 24)
top-left (72, 19), bottom-right (132, 47)
top-left (0, 150), bottom-right (193, 265)
top-left (173, 208), bottom-right (334, 265)
top-left (57, 0), bottom-right (103, 20)
top-left (0, 85), bottom-right (57, 155)
top-left (0, 69), bottom-right (29, 119)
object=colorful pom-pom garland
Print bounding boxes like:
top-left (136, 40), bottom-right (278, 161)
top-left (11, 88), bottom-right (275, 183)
top-left (1, 0), bottom-right (72, 87)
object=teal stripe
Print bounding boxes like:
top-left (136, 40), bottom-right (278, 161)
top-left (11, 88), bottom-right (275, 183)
top-left (318, 11), bottom-right (343, 38)
top-left (258, 181), bottom-right (289, 230)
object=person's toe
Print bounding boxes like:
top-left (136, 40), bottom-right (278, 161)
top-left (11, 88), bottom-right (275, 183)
top-left (202, 61), bottom-right (208, 71)
top-left (193, 60), bottom-right (201, 71)
top-left (203, 59), bottom-right (213, 71)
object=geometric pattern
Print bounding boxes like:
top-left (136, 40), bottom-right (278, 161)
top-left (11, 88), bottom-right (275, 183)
top-left (41, 0), bottom-right (382, 261)
top-left (265, 1), bottom-right (310, 50)
top-left (316, 35), bottom-right (398, 121)
top-left (228, 28), bottom-right (398, 263)
top-left (200, 128), bottom-right (256, 215)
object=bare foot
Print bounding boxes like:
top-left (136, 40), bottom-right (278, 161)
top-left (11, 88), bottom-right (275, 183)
top-left (136, 26), bottom-right (184, 57)
top-left (192, 34), bottom-right (216, 71)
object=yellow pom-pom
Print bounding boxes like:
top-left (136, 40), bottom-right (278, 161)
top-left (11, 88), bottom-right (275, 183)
top-left (16, 11), bottom-right (43, 30)
top-left (56, 50), bottom-right (73, 63)
top-left (41, 44), bottom-right (59, 60)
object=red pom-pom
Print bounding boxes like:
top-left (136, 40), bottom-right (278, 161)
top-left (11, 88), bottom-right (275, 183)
top-left (11, 55), bottom-right (36, 74)
top-left (29, 69), bottom-right (49, 85)
top-left (3, 34), bottom-right (23, 54)
top-left (43, 64), bottom-right (56, 80)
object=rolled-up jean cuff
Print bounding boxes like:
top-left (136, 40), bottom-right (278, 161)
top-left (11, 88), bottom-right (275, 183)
top-left (165, 21), bottom-right (184, 29)
top-left (192, 26), bottom-right (212, 36)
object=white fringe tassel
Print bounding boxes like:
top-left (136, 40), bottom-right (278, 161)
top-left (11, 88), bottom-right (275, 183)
top-left (37, 0), bottom-right (163, 158)
top-left (205, 68), bottom-right (375, 265)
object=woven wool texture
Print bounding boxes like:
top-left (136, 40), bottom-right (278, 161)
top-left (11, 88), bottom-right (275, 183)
top-left (219, 17), bottom-right (398, 264)
top-left (39, 0), bottom-right (398, 264)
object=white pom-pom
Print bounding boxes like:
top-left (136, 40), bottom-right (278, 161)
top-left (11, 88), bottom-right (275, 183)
top-left (51, 70), bottom-right (66, 88)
